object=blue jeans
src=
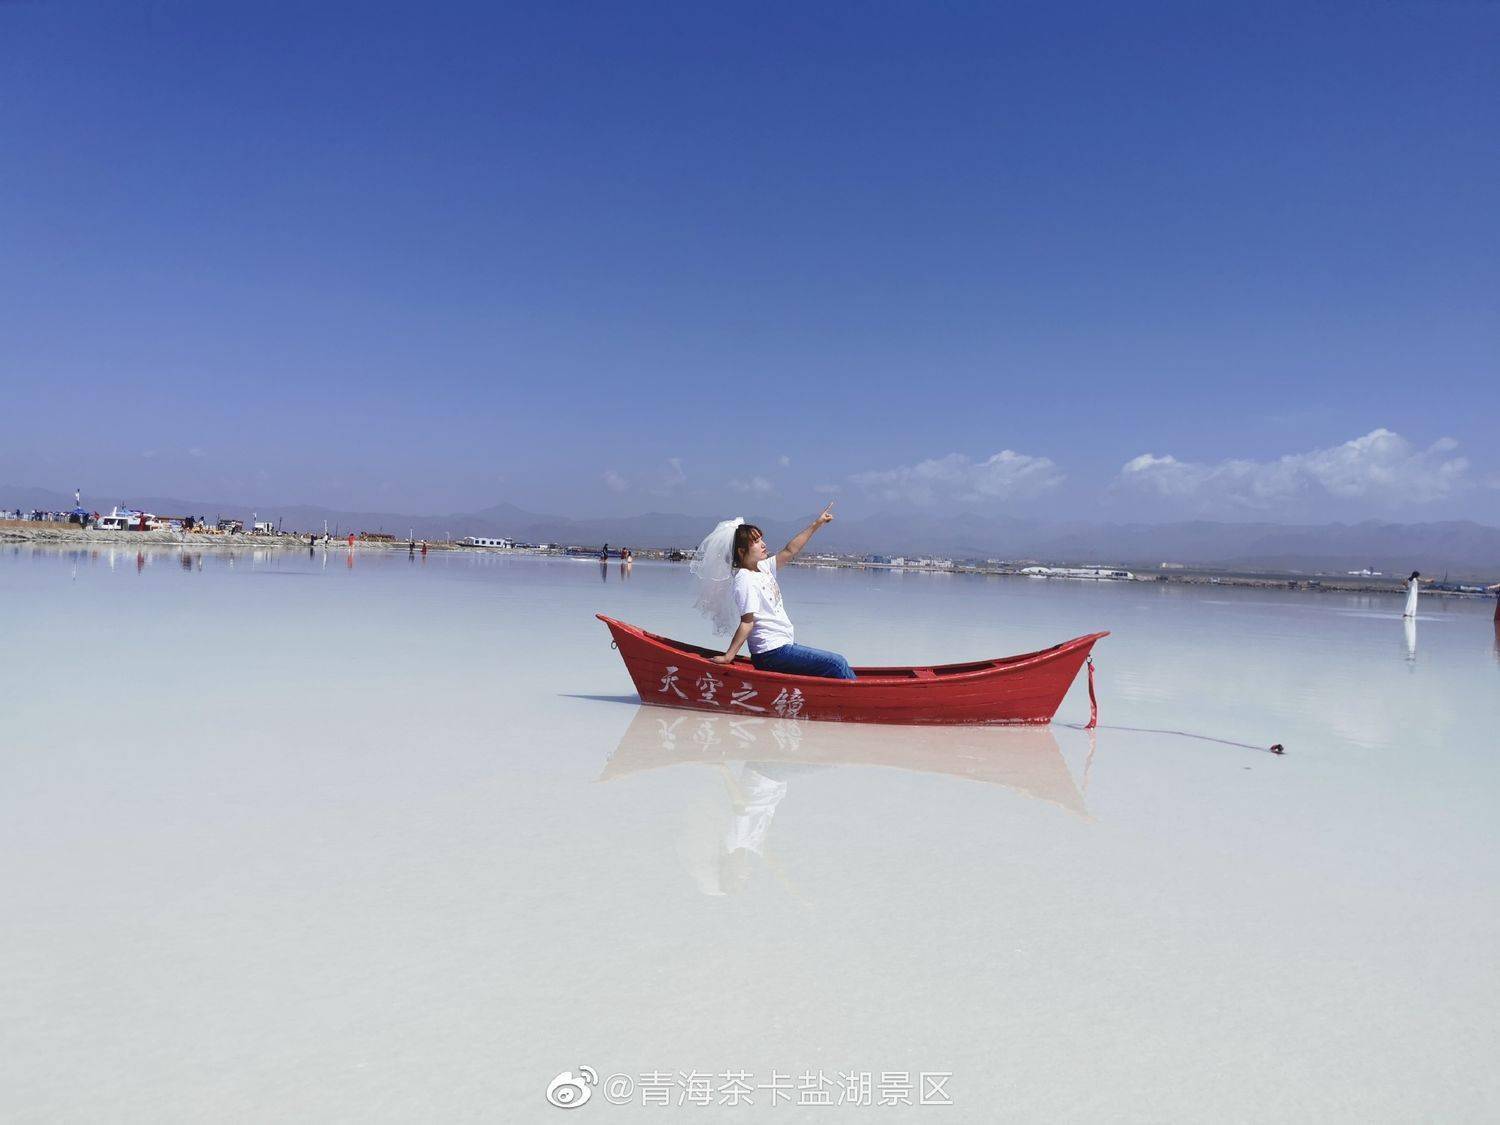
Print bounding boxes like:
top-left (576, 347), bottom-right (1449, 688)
top-left (751, 643), bottom-right (857, 680)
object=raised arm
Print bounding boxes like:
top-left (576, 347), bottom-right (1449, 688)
top-left (775, 502), bottom-right (836, 567)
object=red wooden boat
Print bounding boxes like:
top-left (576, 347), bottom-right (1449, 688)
top-left (598, 615), bottom-right (1108, 726)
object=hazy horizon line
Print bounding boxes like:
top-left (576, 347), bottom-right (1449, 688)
top-left (6, 482), bottom-right (1500, 533)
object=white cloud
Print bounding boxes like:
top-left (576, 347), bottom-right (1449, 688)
top-left (813, 483), bottom-right (842, 495)
top-left (649, 457), bottom-right (688, 496)
top-left (602, 469), bottom-right (629, 494)
top-left (1116, 429), bottom-right (1469, 509)
top-left (851, 450), bottom-right (1063, 506)
top-left (731, 475), bottom-right (774, 495)
top-left (188, 447), bottom-right (206, 458)
top-left (778, 455), bottom-right (791, 467)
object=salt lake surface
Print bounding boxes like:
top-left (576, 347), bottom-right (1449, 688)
top-left (2, 545), bottom-right (1497, 1122)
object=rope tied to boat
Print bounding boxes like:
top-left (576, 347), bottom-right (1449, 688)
top-left (1069, 654), bottom-right (1282, 754)
top-left (1084, 655), bottom-right (1098, 731)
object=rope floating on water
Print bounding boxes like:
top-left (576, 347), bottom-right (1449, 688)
top-left (1066, 654), bottom-right (1283, 755)
top-left (1060, 720), bottom-right (1285, 755)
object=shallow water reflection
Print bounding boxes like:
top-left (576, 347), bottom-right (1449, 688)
top-left (605, 707), bottom-right (1085, 815)
top-left (4, 545), bottom-right (1498, 1120)
top-left (604, 708), bottom-right (1088, 898)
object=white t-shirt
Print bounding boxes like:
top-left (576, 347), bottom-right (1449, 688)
top-left (732, 556), bottom-right (795, 654)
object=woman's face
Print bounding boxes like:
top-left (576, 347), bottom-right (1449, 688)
top-left (738, 531), bottom-right (768, 568)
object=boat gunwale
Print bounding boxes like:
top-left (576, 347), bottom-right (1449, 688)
top-left (596, 615), bottom-right (1108, 686)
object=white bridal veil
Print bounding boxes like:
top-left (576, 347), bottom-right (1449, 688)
top-left (691, 517), bottom-right (744, 634)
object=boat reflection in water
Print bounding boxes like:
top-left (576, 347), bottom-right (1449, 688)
top-left (601, 707), bottom-right (1088, 897)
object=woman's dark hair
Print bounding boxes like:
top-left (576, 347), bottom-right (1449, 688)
top-left (731, 523), bottom-right (764, 569)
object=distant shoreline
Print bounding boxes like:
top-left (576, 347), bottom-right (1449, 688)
top-left (784, 557), bottom-right (1494, 600)
top-left (6, 520), bottom-right (1494, 601)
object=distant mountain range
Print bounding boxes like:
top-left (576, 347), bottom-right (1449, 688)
top-left (7, 485), bottom-right (1499, 580)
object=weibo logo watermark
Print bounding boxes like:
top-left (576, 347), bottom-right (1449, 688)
top-left (545, 1066), bottom-right (599, 1109)
top-left (545, 1066), bottom-right (955, 1108)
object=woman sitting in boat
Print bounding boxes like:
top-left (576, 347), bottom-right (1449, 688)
top-left (693, 505), bottom-right (856, 680)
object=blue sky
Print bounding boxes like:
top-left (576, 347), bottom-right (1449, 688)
top-left (2, 1), bottom-right (1496, 523)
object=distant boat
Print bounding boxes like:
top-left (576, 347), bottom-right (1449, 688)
top-left (95, 506), bottom-right (162, 531)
